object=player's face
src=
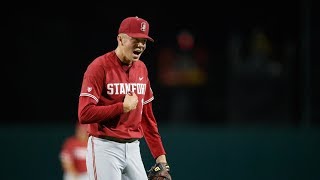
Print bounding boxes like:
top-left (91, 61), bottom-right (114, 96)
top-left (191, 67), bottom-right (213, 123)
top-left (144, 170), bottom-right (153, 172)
top-left (121, 34), bottom-right (147, 64)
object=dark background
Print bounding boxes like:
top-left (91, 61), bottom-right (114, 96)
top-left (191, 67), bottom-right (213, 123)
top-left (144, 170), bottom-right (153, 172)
top-left (3, 0), bottom-right (319, 127)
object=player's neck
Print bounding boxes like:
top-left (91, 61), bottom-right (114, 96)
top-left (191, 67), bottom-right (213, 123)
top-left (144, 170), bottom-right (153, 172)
top-left (115, 49), bottom-right (132, 66)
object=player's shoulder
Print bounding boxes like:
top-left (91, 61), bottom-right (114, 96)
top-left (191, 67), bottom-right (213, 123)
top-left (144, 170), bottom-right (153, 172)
top-left (86, 51), bottom-right (116, 71)
top-left (91, 51), bottom-right (114, 65)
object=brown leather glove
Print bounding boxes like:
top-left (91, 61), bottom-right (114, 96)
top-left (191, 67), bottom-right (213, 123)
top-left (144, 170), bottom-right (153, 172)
top-left (147, 162), bottom-right (172, 180)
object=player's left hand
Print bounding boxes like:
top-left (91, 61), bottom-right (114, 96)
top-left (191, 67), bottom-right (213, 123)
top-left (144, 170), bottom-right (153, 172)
top-left (147, 162), bottom-right (172, 180)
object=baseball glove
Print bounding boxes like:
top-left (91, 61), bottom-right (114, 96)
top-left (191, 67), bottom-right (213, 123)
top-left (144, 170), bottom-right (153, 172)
top-left (147, 162), bottom-right (172, 180)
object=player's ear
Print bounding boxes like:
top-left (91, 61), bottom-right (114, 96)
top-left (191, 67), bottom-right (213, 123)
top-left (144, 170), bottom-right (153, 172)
top-left (117, 34), bottom-right (125, 45)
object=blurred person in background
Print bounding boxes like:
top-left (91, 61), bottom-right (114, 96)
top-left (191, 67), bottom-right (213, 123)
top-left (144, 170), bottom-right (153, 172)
top-left (59, 123), bottom-right (88, 180)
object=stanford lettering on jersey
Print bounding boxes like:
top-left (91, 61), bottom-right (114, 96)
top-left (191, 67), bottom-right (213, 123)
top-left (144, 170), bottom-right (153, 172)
top-left (106, 83), bottom-right (146, 95)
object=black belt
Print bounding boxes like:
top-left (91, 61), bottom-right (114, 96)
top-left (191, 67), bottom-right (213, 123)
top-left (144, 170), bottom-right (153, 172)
top-left (101, 136), bottom-right (139, 143)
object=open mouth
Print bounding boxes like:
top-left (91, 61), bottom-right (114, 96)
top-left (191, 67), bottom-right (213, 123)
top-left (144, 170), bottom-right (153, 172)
top-left (133, 50), bottom-right (142, 56)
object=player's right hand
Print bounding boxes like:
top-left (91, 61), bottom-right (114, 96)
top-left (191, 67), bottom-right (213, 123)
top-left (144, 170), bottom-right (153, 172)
top-left (123, 91), bottom-right (138, 113)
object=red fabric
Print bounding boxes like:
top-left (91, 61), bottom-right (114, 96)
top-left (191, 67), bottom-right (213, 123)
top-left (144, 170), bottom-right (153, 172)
top-left (60, 136), bottom-right (87, 173)
top-left (118, 16), bottom-right (154, 42)
top-left (141, 103), bottom-right (166, 159)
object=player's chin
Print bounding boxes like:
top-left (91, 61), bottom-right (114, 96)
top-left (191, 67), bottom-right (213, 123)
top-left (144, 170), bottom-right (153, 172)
top-left (132, 55), bottom-right (140, 61)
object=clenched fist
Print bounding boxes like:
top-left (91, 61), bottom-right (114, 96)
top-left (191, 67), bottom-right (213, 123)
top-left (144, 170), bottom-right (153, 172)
top-left (123, 91), bottom-right (138, 113)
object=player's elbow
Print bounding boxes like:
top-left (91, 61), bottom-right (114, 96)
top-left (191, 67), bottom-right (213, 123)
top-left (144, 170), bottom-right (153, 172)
top-left (78, 108), bottom-right (92, 124)
top-left (78, 102), bottom-right (98, 124)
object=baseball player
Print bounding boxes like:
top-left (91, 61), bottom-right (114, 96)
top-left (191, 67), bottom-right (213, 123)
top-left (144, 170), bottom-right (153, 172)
top-left (78, 16), bottom-right (171, 179)
top-left (59, 123), bottom-right (89, 180)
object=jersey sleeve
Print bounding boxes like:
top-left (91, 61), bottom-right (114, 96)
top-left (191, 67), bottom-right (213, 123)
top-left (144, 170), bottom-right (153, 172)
top-left (143, 78), bottom-right (154, 105)
top-left (141, 102), bottom-right (166, 159)
top-left (79, 61), bottom-right (105, 104)
top-left (78, 59), bottom-right (123, 124)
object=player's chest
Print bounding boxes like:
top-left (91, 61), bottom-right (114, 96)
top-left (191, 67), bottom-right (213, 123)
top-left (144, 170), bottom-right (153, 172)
top-left (105, 67), bottom-right (147, 84)
top-left (104, 67), bottom-right (147, 96)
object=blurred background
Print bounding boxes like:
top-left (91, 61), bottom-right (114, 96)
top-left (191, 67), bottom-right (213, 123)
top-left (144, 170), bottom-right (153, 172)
top-left (2, 0), bottom-right (320, 179)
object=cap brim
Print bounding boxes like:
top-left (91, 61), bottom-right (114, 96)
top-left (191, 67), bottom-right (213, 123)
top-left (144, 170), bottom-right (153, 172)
top-left (127, 33), bottom-right (154, 42)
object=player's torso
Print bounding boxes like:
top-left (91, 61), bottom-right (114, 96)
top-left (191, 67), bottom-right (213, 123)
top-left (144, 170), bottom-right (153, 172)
top-left (101, 62), bottom-right (148, 105)
top-left (98, 53), bottom-right (149, 126)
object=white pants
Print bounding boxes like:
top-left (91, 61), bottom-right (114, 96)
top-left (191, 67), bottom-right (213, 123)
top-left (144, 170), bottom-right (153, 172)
top-left (86, 136), bottom-right (148, 180)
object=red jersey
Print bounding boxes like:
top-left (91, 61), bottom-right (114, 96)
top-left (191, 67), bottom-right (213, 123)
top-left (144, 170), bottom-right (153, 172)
top-left (78, 50), bottom-right (165, 158)
top-left (60, 136), bottom-right (87, 173)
